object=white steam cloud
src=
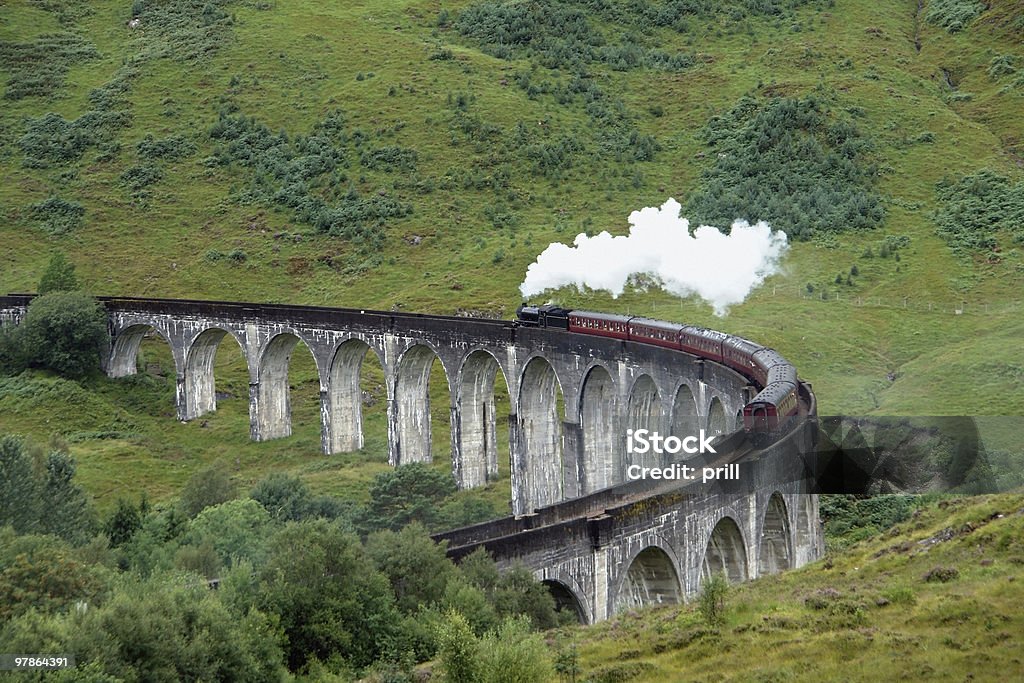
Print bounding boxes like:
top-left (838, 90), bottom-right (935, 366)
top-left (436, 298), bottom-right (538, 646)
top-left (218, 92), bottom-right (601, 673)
top-left (519, 198), bottom-right (788, 316)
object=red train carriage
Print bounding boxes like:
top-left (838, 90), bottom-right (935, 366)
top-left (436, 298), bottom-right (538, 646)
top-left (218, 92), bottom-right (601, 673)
top-left (627, 317), bottom-right (685, 350)
top-left (750, 348), bottom-right (788, 387)
top-left (742, 381), bottom-right (800, 441)
top-left (678, 326), bottom-right (728, 364)
top-left (722, 336), bottom-right (764, 379)
top-left (567, 310), bottom-right (631, 340)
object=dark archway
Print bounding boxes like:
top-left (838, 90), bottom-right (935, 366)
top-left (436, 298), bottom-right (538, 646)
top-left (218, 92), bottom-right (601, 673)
top-left (707, 397), bottom-right (728, 436)
top-left (542, 579), bottom-right (587, 624)
top-left (627, 375), bottom-right (661, 468)
top-left (669, 383), bottom-right (700, 445)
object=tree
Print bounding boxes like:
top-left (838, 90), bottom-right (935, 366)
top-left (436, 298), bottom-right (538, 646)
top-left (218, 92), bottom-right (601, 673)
top-left (104, 498), bottom-right (142, 548)
top-left (0, 529), bottom-right (106, 621)
top-left (184, 498), bottom-right (272, 570)
top-left (478, 616), bottom-right (554, 683)
top-left (358, 463), bottom-right (457, 533)
top-left (436, 610), bottom-right (481, 683)
top-left (15, 292), bottom-right (107, 379)
top-left (251, 472), bottom-right (313, 522)
top-left (0, 436), bottom-right (41, 534)
top-left (493, 566), bottom-right (558, 630)
top-left (40, 449), bottom-right (95, 544)
top-left (179, 461), bottom-right (237, 518)
top-left (257, 519), bottom-right (401, 670)
top-left (38, 252), bottom-right (80, 295)
top-left (366, 523), bottom-right (457, 614)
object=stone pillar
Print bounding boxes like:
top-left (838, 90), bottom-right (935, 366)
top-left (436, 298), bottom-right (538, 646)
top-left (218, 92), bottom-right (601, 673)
top-left (319, 388), bottom-right (331, 456)
top-left (248, 381), bottom-right (261, 441)
top-left (562, 421), bottom-right (583, 500)
top-left (387, 397), bottom-right (400, 467)
top-left (593, 547), bottom-right (609, 622)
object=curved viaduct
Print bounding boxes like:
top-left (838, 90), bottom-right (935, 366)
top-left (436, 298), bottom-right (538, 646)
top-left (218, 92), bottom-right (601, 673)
top-left (0, 295), bottom-right (824, 619)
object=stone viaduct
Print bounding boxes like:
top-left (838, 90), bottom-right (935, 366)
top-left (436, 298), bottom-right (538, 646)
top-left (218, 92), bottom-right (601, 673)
top-left (0, 294), bottom-right (823, 620)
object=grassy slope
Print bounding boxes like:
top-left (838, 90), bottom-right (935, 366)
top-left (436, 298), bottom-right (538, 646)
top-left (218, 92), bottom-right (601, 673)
top-left (0, 0), bottom-right (1022, 510)
top-left (565, 493), bottom-right (1024, 682)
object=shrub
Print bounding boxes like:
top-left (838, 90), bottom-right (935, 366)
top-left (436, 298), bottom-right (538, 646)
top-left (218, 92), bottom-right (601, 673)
top-left (9, 292), bottom-right (106, 379)
top-left (28, 196), bottom-right (85, 235)
top-left (120, 164), bottom-right (163, 192)
top-left (685, 95), bottom-right (884, 240)
top-left (137, 133), bottom-right (195, 160)
top-left (0, 32), bottom-right (99, 100)
top-left (699, 572), bottom-right (728, 627)
top-left (178, 461), bottom-right (237, 518)
top-left (19, 110), bottom-right (131, 168)
top-left (933, 169), bottom-right (1024, 253)
top-left (925, 0), bottom-right (985, 32)
top-left (923, 566), bottom-right (959, 583)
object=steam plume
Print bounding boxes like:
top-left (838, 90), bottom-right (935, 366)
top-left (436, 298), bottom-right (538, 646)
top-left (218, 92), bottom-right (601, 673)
top-left (519, 198), bottom-right (788, 316)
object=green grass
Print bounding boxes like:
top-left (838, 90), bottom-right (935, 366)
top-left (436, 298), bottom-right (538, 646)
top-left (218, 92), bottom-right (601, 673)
top-left (561, 492), bottom-right (1024, 682)
top-left (1, 0), bottom-right (1023, 510)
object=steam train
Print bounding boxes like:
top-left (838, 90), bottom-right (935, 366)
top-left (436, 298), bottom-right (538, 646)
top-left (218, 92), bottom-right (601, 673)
top-left (515, 304), bottom-right (801, 444)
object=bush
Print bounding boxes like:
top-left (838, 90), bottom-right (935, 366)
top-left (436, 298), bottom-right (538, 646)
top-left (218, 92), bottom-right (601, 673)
top-left (179, 461), bottom-right (237, 518)
top-left (685, 95), bottom-right (884, 239)
top-left (477, 616), bottom-right (553, 683)
top-left (699, 572), bottom-right (728, 627)
top-left (933, 169), bottom-right (1024, 253)
top-left (7, 292), bottom-right (107, 379)
top-left (0, 32), bottom-right (99, 100)
top-left (19, 110), bottom-right (131, 168)
top-left (28, 197), bottom-right (85, 235)
top-left (925, 0), bottom-right (985, 32)
top-left (137, 133), bottom-right (195, 160)
top-left (208, 110), bottom-right (414, 253)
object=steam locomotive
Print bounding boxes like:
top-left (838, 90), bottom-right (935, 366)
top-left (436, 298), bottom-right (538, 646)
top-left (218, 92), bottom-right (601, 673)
top-left (515, 304), bottom-right (801, 444)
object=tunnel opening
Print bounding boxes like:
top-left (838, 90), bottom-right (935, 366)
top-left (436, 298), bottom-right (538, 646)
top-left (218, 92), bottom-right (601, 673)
top-left (626, 375), bottom-right (661, 469)
top-left (707, 397), bottom-right (728, 437)
top-left (669, 383), bottom-right (700, 450)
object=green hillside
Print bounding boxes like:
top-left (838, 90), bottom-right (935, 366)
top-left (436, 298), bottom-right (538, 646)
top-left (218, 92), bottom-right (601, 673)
top-left (563, 492), bottom-right (1024, 682)
top-left (1, 0), bottom-right (1023, 509)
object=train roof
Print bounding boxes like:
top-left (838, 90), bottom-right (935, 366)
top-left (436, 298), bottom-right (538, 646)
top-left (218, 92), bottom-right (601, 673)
top-left (568, 309), bottom-right (633, 324)
top-left (628, 316), bottom-right (685, 332)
